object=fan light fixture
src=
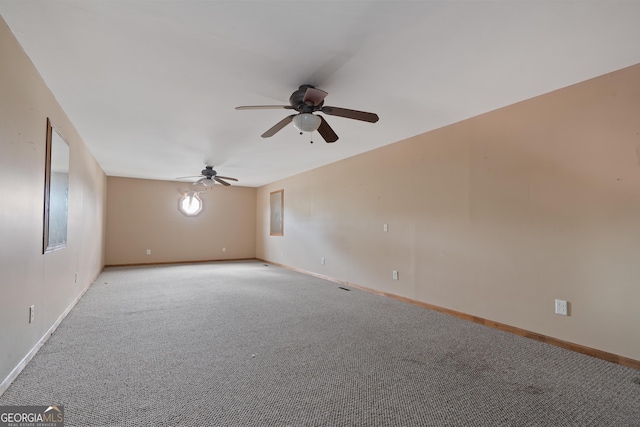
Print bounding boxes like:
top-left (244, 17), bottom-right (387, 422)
top-left (292, 113), bottom-right (321, 133)
top-left (202, 178), bottom-right (215, 187)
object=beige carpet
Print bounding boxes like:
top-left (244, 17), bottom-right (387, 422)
top-left (1, 261), bottom-right (639, 426)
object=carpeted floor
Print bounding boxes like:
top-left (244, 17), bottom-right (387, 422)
top-left (1, 261), bottom-right (639, 426)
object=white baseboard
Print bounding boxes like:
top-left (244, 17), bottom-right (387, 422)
top-left (0, 279), bottom-right (94, 396)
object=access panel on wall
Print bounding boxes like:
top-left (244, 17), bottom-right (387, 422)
top-left (270, 189), bottom-right (283, 236)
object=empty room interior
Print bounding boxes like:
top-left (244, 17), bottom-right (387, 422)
top-left (1, 1), bottom-right (640, 425)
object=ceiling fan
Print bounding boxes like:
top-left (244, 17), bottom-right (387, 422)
top-left (236, 85), bottom-right (379, 143)
top-left (177, 166), bottom-right (238, 187)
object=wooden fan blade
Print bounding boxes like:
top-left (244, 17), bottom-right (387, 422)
top-left (303, 87), bottom-right (328, 106)
top-left (214, 177), bottom-right (231, 186)
top-left (215, 176), bottom-right (238, 181)
top-left (317, 116), bottom-right (338, 143)
top-left (235, 105), bottom-right (293, 110)
top-left (320, 106), bottom-right (379, 123)
top-left (262, 115), bottom-right (295, 138)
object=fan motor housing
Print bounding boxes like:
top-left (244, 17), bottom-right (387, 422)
top-left (289, 85), bottom-right (323, 111)
top-left (201, 167), bottom-right (216, 177)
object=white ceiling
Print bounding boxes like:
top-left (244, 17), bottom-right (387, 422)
top-left (2, 1), bottom-right (640, 187)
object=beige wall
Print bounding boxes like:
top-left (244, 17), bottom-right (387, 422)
top-left (0, 17), bottom-right (107, 388)
top-left (106, 177), bottom-right (256, 265)
top-left (257, 63), bottom-right (640, 361)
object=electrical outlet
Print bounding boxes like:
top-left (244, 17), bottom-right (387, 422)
top-left (392, 270), bottom-right (399, 280)
top-left (321, 257), bottom-right (325, 265)
top-left (146, 249), bottom-right (151, 255)
top-left (384, 224), bottom-right (388, 232)
top-left (555, 299), bottom-right (568, 316)
top-left (75, 272), bottom-right (78, 283)
top-left (29, 305), bottom-right (35, 323)
top-left (222, 247), bottom-right (226, 252)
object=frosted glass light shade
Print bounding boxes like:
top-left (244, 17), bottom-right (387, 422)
top-left (202, 178), bottom-right (215, 187)
top-left (292, 113), bottom-right (321, 132)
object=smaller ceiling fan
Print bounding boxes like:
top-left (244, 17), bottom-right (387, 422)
top-left (236, 85), bottom-right (379, 143)
top-left (176, 166), bottom-right (238, 187)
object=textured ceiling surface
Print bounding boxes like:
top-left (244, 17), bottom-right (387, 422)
top-left (2, 1), bottom-right (640, 187)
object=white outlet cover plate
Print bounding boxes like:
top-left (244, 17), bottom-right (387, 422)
top-left (555, 299), bottom-right (568, 315)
